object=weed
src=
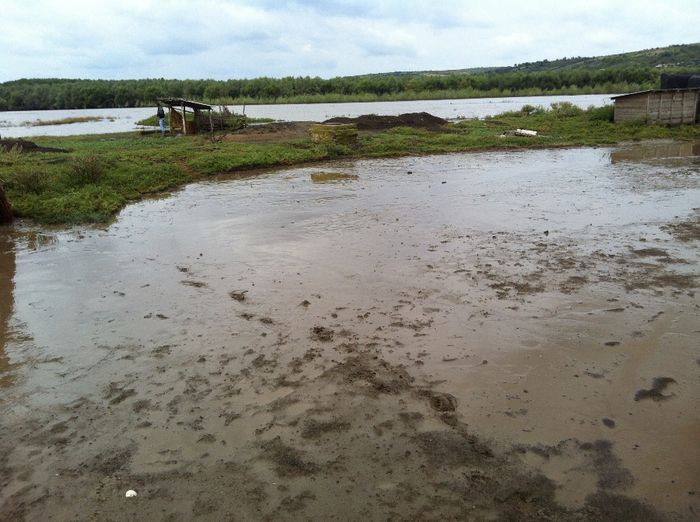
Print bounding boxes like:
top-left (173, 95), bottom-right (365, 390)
top-left (0, 144), bottom-right (23, 165)
top-left (70, 154), bottom-right (105, 184)
top-left (588, 105), bottom-right (615, 122)
top-left (550, 101), bottom-right (584, 118)
top-left (8, 167), bottom-right (47, 194)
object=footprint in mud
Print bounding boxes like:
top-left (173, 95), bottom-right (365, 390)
top-left (311, 326), bottom-right (334, 342)
top-left (634, 377), bottom-right (677, 402)
top-left (103, 382), bottom-right (137, 405)
top-left (181, 280), bottom-right (207, 288)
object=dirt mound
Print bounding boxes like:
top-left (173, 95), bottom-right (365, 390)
top-left (324, 112), bottom-right (448, 130)
top-left (0, 138), bottom-right (66, 153)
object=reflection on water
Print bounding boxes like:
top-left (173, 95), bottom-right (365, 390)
top-left (0, 231), bottom-right (16, 387)
top-left (611, 140), bottom-right (700, 163)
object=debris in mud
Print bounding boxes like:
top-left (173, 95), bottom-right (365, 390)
top-left (323, 112), bottom-right (448, 131)
top-left (181, 279), bottom-right (207, 288)
top-left (584, 491), bottom-right (664, 522)
top-left (125, 490), bottom-right (137, 498)
top-left (331, 353), bottom-right (413, 395)
top-left (559, 275), bottom-right (588, 294)
top-left (311, 326), bottom-right (334, 342)
top-left (631, 247), bottom-right (669, 257)
top-left (634, 377), bottom-right (677, 402)
top-left (299, 299), bottom-right (311, 307)
top-left (413, 431), bottom-right (493, 467)
top-left (229, 290), bottom-right (247, 301)
top-left (661, 213), bottom-right (700, 242)
top-left (104, 382), bottom-right (137, 405)
top-left (602, 418), bottom-right (616, 428)
top-left (424, 391), bottom-right (458, 412)
top-left (624, 272), bottom-right (698, 291)
top-left (258, 437), bottom-right (319, 477)
top-left (300, 418), bottom-right (351, 439)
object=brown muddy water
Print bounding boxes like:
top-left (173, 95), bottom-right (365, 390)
top-left (1, 142), bottom-right (699, 521)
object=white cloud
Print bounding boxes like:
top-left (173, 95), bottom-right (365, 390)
top-left (0, 0), bottom-right (698, 81)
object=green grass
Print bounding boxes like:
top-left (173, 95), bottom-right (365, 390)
top-left (1, 104), bottom-right (698, 225)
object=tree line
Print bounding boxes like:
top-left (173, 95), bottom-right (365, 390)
top-left (0, 66), bottom-right (692, 111)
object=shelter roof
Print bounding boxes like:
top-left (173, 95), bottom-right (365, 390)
top-left (157, 97), bottom-right (213, 110)
top-left (611, 88), bottom-right (700, 99)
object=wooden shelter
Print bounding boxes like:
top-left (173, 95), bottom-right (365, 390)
top-left (612, 88), bottom-right (700, 125)
top-left (157, 98), bottom-right (214, 135)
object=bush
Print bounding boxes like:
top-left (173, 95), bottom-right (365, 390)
top-left (70, 154), bottom-right (104, 184)
top-left (549, 101), bottom-right (584, 118)
top-left (8, 166), bottom-right (47, 194)
top-left (521, 104), bottom-right (544, 116)
top-left (587, 105), bottom-right (614, 122)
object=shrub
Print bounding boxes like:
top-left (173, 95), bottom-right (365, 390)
top-left (587, 105), bottom-right (615, 122)
top-left (9, 166), bottom-right (47, 194)
top-left (520, 104), bottom-right (544, 116)
top-left (549, 101), bottom-right (584, 118)
top-left (70, 154), bottom-right (104, 184)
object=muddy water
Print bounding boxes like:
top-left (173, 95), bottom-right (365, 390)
top-left (1, 142), bottom-right (699, 520)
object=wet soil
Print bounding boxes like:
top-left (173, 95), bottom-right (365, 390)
top-left (1, 143), bottom-right (699, 521)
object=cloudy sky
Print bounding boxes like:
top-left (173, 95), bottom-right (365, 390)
top-left (1, 0), bottom-right (698, 82)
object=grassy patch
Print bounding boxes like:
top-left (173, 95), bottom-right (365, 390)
top-left (30, 116), bottom-right (105, 126)
top-left (2, 104), bottom-right (698, 225)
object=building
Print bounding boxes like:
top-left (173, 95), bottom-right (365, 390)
top-left (612, 88), bottom-right (700, 125)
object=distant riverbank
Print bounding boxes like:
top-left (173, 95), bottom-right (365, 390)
top-left (0, 94), bottom-right (614, 138)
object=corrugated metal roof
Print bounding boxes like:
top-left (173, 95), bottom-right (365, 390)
top-left (157, 97), bottom-right (213, 110)
top-left (611, 88), bottom-right (700, 100)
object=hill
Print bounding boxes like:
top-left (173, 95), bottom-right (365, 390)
top-left (1, 43), bottom-right (698, 111)
top-left (364, 43), bottom-right (700, 78)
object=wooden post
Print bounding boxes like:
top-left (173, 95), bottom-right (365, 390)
top-left (209, 109), bottom-right (214, 137)
top-left (182, 104), bottom-right (187, 135)
top-left (0, 184), bottom-right (12, 225)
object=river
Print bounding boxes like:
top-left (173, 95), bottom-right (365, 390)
top-left (0, 94), bottom-right (615, 138)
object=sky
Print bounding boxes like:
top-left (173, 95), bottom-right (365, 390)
top-left (1, 0), bottom-right (698, 82)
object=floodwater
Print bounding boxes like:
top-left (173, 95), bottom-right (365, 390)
top-left (1, 142), bottom-right (699, 520)
top-left (0, 94), bottom-right (614, 137)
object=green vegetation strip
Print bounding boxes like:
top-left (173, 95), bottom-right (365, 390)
top-left (1, 103), bottom-right (698, 225)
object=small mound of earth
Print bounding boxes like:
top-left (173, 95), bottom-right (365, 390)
top-left (0, 138), bottom-right (66, 153)
top-left (324, 112), bottom-right (448, 131)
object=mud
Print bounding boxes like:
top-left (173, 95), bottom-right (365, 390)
top-left (1, 141), bottom-right (699, 521)
top-left (324, 112), bottom-right (448, 130)
top-left (0, 138), bottom-right (66, 153)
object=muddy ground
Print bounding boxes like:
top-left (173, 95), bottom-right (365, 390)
top-left (222, 112), bottom-right (447, 143)
top-left (1, 142), bottom-right (699, 521)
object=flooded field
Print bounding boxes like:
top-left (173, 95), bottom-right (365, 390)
top-left (1, 142), bottom-right (699, 520)
top-left (0, 94), bottom-right (613, 137)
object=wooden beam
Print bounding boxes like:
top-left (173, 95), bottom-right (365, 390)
top-left (182, 104), bottom-right (187, 135)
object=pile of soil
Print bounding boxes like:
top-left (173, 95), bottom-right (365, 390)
top-left (0, 138), bottom-right (65, 153)
top-left (324, 112), bottom-right (448, 131)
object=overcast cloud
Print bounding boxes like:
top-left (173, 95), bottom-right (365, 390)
top-left (1, 0), bottom-right (698, 81)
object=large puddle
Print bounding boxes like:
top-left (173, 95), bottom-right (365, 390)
top-left (1, 142), bottom-right (699, 520)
